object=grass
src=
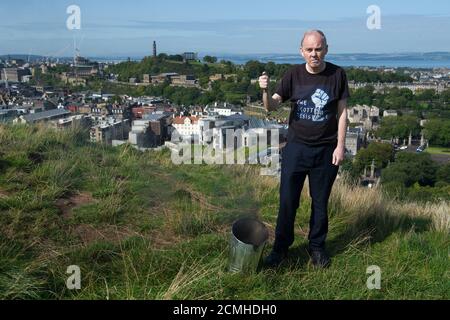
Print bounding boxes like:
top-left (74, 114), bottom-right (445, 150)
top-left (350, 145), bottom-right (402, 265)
top-left (425, 146), bottom-right (450, 155)
top-left (244, 105), bottom-right (290, 121)
top-left (0, 123), bottom-right (449, 300)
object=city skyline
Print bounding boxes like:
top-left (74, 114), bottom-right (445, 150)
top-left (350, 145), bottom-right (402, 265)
top-left (1, 0), bottom-right (450, 57)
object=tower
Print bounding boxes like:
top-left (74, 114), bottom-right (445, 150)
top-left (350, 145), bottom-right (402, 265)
top-left (3, 69), bottom-right (9, 94)
top-left (370, 159), bottom-right (375, 179)
top-left (153, 41), bottom-right (157, 58)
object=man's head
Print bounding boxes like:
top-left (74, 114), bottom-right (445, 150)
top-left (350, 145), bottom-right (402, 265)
top-left (300, 30), bottom-right (328, 72)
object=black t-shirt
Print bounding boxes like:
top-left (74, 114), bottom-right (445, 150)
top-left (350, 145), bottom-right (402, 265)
top-left (275, 62), bottom-right (349, 145)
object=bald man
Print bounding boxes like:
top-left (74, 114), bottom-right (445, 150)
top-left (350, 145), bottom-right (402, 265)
top-left (259, 30), bottom-right (349, 268)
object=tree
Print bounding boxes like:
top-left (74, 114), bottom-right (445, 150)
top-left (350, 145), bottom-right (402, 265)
top-left (198, 91), bottom-right (216, 105)
top-left (345, 67), bottom-right (413, 83)
top-left (376, 115), bottom-right (421, 140)
top-left (244, 60), bottom-right (265, 79)
top-left (416, 89), bottom-right (436, 102)
top-left (436, 162), bottom-right (450, 184)
top-left (199, 75), bottom-right (210, 88)
top-left (348, 85), bottom-right (375, 106)
top-left (353, 142), bottom-right (394, 174)
top-left (201, 63), bottom-right (210, 73)
top-left (167, 54), bottom-right (184, 62)
top-left (423, 119), bottom-right (450, 147)
top-left (157, 53), bottom-right (168, 60)
top-left (203, 55), bottom-right (218, 64)
top-left (439, 89), bottom-right (450, 110)
top-left (339, 158), bottom-right (360, 184)
top-left (264, 62), bottom-right (277, 77)
top-left (381, 152), bottom-right (438, 187)
top-left (111, 95), bottom-right (123, 104)
top-left (246, 83), bottom-right (260, 102)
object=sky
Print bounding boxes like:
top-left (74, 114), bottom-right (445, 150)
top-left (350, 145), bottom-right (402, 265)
top-left (1, 0), bottom-right (450, 57)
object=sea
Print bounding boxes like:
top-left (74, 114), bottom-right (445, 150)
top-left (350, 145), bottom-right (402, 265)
top-left (92, 53), bottom-right (450, 69)
top-left (213, 54), bottom-right (450, 69)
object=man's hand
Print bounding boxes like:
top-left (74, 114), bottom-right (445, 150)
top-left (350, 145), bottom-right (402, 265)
top-left (332, 145), bottom-right (345, 166)
top-left (259, 72), bottom-right (281, 112)
top-left (258, 72), bottom-right (269, 91)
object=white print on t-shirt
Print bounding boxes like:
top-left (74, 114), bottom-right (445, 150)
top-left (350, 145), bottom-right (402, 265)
top-left (295, 88), bottom-right (330, 122)
top-left (311, 89), bottom-right (329, 122)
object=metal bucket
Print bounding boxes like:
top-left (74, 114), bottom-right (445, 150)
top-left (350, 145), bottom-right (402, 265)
top-left (228, 217), bottom-right (269, 273)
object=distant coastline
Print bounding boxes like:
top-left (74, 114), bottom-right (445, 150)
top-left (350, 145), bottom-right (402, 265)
top-left (1, 52), bottom-right (450, 68)
top-left (213, 52), bottom-right (450, 68)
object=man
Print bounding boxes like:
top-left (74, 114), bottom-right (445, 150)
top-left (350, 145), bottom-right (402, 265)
top-left (258, 30), bottom-right (349, 268)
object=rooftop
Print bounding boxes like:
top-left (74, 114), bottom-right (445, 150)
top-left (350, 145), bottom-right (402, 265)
top-left (22, 109), bottom-right (70, 123)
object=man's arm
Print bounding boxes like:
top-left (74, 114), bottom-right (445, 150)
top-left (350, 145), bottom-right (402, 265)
top-left (332, 99), bottom-right (348, 166)
top-left (263, 92), bottom-right (282, 112)
top-left (259, 72), bottom-right (282, 112)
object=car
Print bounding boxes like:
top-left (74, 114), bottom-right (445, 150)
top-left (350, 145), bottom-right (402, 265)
top-left (399, 146), bottom-right (408, 150)
top-left (415, 144), bottom-right (426, 152)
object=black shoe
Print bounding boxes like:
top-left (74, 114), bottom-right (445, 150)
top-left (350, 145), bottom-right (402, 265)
top-left (263, 250), bottom-right (287, 268)
top-left (308, 249), bottom-right (331, 268)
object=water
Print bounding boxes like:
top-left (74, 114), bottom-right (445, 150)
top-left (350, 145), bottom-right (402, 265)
top-left (214, 54), bottom-right (450, 69)
top-left (91, 53), bottom-right (450, 69)
top-left (330, 60), bottom-right (450, 68)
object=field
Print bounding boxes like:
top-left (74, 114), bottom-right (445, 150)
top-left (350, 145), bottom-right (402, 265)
top-left (0, 124), bottom-right (448, 299)
top-left (425, 146), bottom-right (450, 155)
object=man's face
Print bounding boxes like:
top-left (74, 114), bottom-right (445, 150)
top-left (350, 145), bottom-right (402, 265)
top-left (300, 34), bottom-right (328, 69)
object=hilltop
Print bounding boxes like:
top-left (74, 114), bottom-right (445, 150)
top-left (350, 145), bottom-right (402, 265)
top-left (0, 124), bottom-right (448, 299)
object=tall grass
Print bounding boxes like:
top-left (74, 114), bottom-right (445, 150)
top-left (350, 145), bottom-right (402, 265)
top-left (330, 174), bottom-right (449, 234)
top-left (0, 124), bottom-right (448, 300)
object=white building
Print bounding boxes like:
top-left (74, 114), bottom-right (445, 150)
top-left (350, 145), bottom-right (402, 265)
top-left (172, 116), bottom-right (200, 138)
top-left (383, 110), bottom-right (398, 117)
top-left (207, 102), bottom-right (242, 116)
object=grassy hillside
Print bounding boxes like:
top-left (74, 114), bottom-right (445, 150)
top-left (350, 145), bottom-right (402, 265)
top-left (0, 124), bottom-right (448, 299)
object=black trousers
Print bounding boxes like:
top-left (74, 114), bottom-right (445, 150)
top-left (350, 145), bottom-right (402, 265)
top-left (273, 141), bottom-right (339, 253)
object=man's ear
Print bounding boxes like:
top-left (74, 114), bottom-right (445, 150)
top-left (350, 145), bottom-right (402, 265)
top-left (300, 48), bottom-right (305, 58)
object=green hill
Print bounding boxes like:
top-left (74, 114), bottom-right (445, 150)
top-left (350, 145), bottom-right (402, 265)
top-left (107, 56), bottom-right (234, 82)
top-left (0, 124), bottom-right (448, 299)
